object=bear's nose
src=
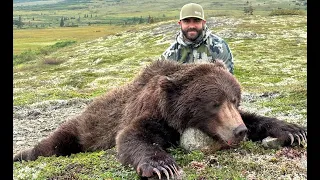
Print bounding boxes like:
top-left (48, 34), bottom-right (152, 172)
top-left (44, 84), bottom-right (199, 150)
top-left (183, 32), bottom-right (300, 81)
top-left (233, 124), bottom-right (248, 139)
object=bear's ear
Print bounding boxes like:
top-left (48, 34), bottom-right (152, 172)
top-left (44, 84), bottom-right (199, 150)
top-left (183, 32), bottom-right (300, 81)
top-left (158, 76), bottom-right (176, 91)
top-left (214, 59), bottom-right (228, 70)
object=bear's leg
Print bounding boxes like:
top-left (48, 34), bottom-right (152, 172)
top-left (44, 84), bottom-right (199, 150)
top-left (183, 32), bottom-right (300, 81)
top-left (239, 110), bottom-right (307, 146)
top-left (116, 115), bottom-right (181, 179)
top-left (13, 119), bottom-right (82, 162)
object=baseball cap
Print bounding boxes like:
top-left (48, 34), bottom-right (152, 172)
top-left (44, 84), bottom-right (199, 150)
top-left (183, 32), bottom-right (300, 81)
top-left (180, 3), bottom-right (205, 20)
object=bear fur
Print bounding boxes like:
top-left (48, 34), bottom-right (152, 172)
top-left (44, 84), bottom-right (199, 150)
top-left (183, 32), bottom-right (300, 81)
top-left (13, 59), bottom-right (307, 179)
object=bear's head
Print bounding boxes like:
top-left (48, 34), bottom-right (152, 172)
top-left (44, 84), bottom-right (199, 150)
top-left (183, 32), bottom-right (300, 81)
top-left (159, 60), bottom-right (248, 148)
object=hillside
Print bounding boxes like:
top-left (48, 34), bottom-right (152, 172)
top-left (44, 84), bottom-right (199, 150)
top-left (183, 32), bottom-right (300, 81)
top-left (13, 0), bottom-right (307, 28)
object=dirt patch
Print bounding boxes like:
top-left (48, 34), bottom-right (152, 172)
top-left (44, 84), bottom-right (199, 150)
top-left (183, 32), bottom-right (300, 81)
top-left (13, 98), bottom-right (92, 155)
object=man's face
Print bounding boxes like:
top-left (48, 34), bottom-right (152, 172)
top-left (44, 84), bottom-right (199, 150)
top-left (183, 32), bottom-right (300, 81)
top-left (179, 17), bottom-right (206, 41)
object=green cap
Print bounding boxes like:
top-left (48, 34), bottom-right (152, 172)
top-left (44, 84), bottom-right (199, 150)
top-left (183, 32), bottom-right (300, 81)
top-left (180, 3), bottom-right (205, 20)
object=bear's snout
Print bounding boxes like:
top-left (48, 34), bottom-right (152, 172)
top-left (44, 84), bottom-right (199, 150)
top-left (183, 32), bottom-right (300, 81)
top-left (233, 124), bottom-right (248, 140)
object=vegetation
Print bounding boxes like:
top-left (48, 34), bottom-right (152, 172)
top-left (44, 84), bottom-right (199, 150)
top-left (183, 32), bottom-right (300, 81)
top-left (13, 40), bottom-right (76, 66)
top-left (13, 0), bottom-right (307, 179)
top-left (269, 9), bottom-right (306, 16)
top-left (13, 0), bottom-right (307, 56)
top-left (13, 142), bottom-right (306, 179)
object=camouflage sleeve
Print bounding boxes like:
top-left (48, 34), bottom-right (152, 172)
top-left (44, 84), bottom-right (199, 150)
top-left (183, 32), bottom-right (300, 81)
top-left (209, 37), bottom-right (234, 74)
top-left (160, 43), bottom-right (178, 61)
top-left (220, 40), bottom-right (234, 74)
top-left (160, 48), bottom-right (169, 60)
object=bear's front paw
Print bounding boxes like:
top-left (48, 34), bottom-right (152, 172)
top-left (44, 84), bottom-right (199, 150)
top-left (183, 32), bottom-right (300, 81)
top-left (136, 153), bottom-right (182, 179)
top-left (271, 123), bottom-right (307, 147)
top-left (13, 148), bottom-right (35, 162)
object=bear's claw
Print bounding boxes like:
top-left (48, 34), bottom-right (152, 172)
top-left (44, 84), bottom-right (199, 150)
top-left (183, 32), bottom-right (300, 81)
top-left (288, 131), bottom-right (307, 146)
top-left (301, 132), bottom-right (306, 142)
top-left (170, 164), bottom-right (180, 176)
top-left (154, 165), bottom-right (179, 179)
top-left (288, 133), bottom-right (294, 145)
top-left (137, 162), bottom-right (181, 179)
top-left (294, 134), bottom-right (301, 145)
top-left (152, 168), bottom-right (161, 179)
top-left (158, 166), bottom-right (169, 179)
top-left (163, 165), bottom-right (174, 178)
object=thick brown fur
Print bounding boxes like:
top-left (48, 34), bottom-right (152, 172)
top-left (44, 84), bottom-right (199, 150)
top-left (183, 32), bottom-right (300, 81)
top-left (13, 59), bottom-right (307, 179)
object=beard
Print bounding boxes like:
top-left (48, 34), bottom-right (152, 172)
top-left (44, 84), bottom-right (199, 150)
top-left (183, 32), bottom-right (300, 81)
top-left (181, 27), bottom-right (204, 42)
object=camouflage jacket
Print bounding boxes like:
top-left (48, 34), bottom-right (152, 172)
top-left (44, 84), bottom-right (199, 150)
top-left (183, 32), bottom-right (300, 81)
top-left (161, 26), bottom-right (234, 74)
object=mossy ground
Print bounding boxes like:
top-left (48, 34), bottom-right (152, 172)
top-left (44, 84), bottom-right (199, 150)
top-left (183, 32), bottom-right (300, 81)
top-left (13, 142), bottom-right (306, 179)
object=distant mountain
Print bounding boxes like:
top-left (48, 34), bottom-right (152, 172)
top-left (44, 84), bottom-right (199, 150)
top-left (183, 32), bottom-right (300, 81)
top-left (13, 0), bottom-right (86, 3)
top-left (13, 0), bottom-right (79, 7)
top-left (14, 0), bottom-right (49, 3)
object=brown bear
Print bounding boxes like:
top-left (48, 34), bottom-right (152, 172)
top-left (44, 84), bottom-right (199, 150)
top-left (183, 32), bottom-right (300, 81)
top-left (13, 59), bottom-right (307, 179)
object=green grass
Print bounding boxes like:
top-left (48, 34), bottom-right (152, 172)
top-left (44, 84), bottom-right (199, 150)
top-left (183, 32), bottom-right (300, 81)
top-left (13, 149), bottom-right (140, 180)
top-left (14, 142), bottom-right (306, 179)
top-left (13, 40), bottom-right (76, 65)
top-left (13, 0), bottom-right (306, 54)
top-left (13, 25), bottom-right (139, 55)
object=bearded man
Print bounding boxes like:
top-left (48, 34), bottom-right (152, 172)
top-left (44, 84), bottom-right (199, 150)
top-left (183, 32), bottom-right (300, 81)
top-left (161, 3), bottom-right (234, 74)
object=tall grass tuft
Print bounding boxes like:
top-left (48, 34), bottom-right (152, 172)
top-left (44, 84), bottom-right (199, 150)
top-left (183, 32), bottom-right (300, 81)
top-left (39, 40), bottom-right (77, 55)
top-left (13, 40), bottom-right (76, 66)
top-left (13, 50), bottom-right (39, 66)
top-left (269, 9), bottom-right (306, 16)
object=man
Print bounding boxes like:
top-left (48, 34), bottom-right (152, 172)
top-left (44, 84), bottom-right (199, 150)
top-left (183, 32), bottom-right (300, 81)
top-left (161, 3), bottom-right (234, 74)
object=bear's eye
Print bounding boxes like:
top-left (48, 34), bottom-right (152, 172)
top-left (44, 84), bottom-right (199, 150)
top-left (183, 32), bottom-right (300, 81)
top-left (211, 102), bottom-right (221, 108)
top-left (230, 98), bottom-right (237, 104)
top-left (204, 102), bottom-right (221, 114)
